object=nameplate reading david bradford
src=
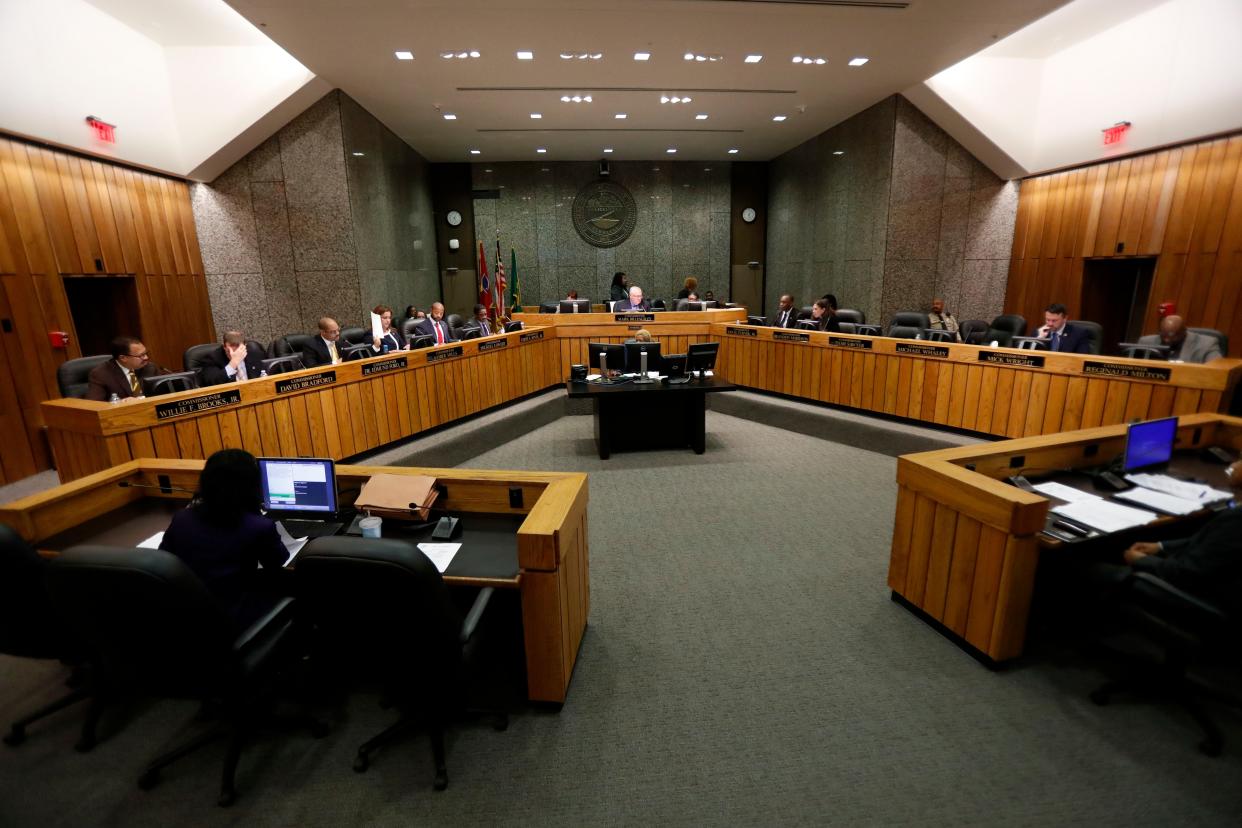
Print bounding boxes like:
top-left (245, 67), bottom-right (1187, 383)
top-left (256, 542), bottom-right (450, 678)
top-left (275, 370), bottom-right (337, 394)
top-left (155, 389), bottom-right (242, 420)
top-left (1083, 361), bottom-right (1171, 382)
top-left (979, 351), bottom-right (1044, 368)
top-left (829, 336), bottom-right (872, 350)
top-left (362, 356), bottom-right (407, 376)
top-left (726, 326), bottom-right (757, 337)
top-left (426, 346), bottom-right (464, 363)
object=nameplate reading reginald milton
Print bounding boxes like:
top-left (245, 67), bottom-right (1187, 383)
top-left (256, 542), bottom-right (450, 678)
top-left (362, 356), bottom-right (407, 376)
top-left (275, 370), bottom-right (337, 394)
top-left (155, 389), bottom-right (241, 420)
top-left (1082, 361), bottom-right (1171, 382)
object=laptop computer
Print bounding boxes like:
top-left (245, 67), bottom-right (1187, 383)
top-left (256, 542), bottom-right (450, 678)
top-left (258, 457), bottom-right (345, 538)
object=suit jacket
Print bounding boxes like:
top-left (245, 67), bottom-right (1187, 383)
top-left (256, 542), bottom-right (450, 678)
top-left (1133, 508), bottom-right (1242, 613)
top-left (371, 328), bottom-right (407, 354)
top-left (414, 316), bottom-right (458, 344)
top-left (610, 284), bottom-right (629, 302)
top-left (1031, 323), bottom-right (1092, 354)
top-left (85, 359), bottom-right (170, 401)
top-left (615, 300), bottom-right (651, 312)
top-left (771, 307), bottom-right (799, 329)
top-left (300, 336), bottom-right (344, 368)
top-left (197, 343), bottom-right (268, 387)
top-left (1137, 331), bottom-right (1222, 363)
top-left (813, 315), bottom-right (841, 333)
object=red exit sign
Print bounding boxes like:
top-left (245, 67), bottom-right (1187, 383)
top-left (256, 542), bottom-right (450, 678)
top-left (1102, 121), bottom-right (1131, 146)
top-left (86, 116), bottom-right (116, 144)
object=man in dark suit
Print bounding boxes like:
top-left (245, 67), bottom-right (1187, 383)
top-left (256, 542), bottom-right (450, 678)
top-left (197, 330), bottom-right (268, 386)
top-left (771, 294), bottom-right (798, 329)
top-left (85, 336), bottom-right (171, 401)
top-left (615, 285), bottom-right (651, 311)
top-left (414, 302), bottom-right (458, 345)
top-left (1032, 303), bottom-right (1091, 353)
top-left (300, 317), bottom-right (344, 367)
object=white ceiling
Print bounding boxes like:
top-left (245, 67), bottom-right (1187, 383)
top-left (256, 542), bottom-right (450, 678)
top-left (224, 0), bottom-right (1069, 162)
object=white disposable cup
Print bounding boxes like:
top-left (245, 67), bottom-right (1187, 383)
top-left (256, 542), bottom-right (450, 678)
top-left (359, 516), bottom-right (382, 538)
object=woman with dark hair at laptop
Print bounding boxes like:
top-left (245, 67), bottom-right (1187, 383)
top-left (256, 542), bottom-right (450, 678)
top-left (160, 448), bottom-right (288, 628)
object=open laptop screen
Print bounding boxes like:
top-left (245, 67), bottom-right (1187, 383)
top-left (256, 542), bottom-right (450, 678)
top-left (1123, 417), bottom-right (1177, 472)
top-left (258, 457), bottom-right (338, 514)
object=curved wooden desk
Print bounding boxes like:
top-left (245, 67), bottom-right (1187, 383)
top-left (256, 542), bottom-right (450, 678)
top-left (713, 324), bottom-right (1241, 439)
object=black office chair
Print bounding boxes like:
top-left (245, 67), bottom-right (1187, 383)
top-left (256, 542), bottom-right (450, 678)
top-left (984, 327), bottom-right (1015, 347)
top-left (922, 329), bottom-right (955, 343)
top-left (798, 306), bottom-right (813, 320)
top-left (504, 320), bottom-right (524, 333)
top-left (446, 314), bottom-right (465, 338)
top-left (341, 327), bottom-right (370, 346)
top-left (1090, 572), bottom-right (1240, 756)
top-left (796, 319), bottom-right (819, 331)
top-left (538, 302), bottom-right (559, 313)
top-left (854, 324), bottom-right (882, 337)
top-left (835, 309), bottom-right (864, 325)
top-left (837, 322), bottom-right (857, 335)
top-left (459, 325), bottom-right (483, 341)
top-left (294, 537), bottom-right (506, 791)
top-left (1010, 336), bottom-right (1048, 351)
top-left (279, 333), bottom-right (318, 363)
top-left (1074, 320), bottom-right (1104, 355)
top-left (46, 546), bottom-right (323, 806)
top-left (989, 314), bottom-right (1027, 340)
top-left (56, 355), bottom-right (111, 399)
top-left (747, 316), bottom-right (767, 326)
top-left (887, 312), bottom-right (926, 339)
top-left (144, 371), bottom-right (199, 396)
top-left (401, 318), bottom-right (423, 341)
top-left (1, 525), bottom-right (91, 748)
top-left (259, 355), bottom-right (305, 374)
top-left (182, 343), bottom-right (219, 376)
top-left (1120, 344), bottom-right (1171, 360)
top-left (1188, 327), bottom-right (1229, 354)
top-left (651, 299), bottom-right (666, 310)
top-left (959, 319), bottom-right (990, 345)
top-left (341, 343), bottom-right (374, 361)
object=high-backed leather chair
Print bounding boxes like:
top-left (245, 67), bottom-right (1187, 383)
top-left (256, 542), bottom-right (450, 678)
top-left (0, 525), bottom-right (91, 748)
top-left (922, 329), bottom-right (954, 343)
top-left (400, 318), bottom-right (422, 341)
top-left (539, 302), bottom-right (559, 313)
top-left (56, 355), bottom-right (111, 399)
top-left (279, 334), bottom-right (318, 363)
top-left (887, 312), bottom-right (926, 339)
top-left (959, 320), bottom-right (989, 345)
top-left (835, 309), bottom-right (864, 325)
top-left (798, 306), bottom-right (814, 320)
top-left (446, 314), bottom-right (465, 337)
top-left (1074, 320), bottom-right (1104, 355)
top-left (854, 324), bottom-right (882, 337)
top-left (989, 314), bottom-right (1026, 340)
top-left (294, 536), bottom-right (505, 791)
top-left (183, 343), bottom-right (218, 375)
top-left (1010, 336), bottom-right (1049, 351)
top-left (747, 316), bottom-right (767, 326)
top-left (651, 298), bottom-right (666, 310)
top-left (837, 322), bottom-right (857, 335)
top-left (341, 327), bottom-right (370, 346)
top-left (1188, 327), bottom-right (1229, 355)
top-left (46, 546), bottom-right (320, 807)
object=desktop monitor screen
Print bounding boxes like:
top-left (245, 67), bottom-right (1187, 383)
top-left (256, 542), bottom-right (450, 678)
top-left (1123, 417), bottom-right (1178, 472)
top-left (559, 300), bottom-right (591, 314)
top-left (408, 334), bottom-right (435, 350)
top-left (687, 342), bottom-right (719, 374)
top-left (624, 341), bottom-right (662, 374)
top-left (587, 342), bottom-right (625, 373)
top-left (460, 325), bottom-right (483, 340)
top-left (687, 301), bottom-right (718, 311)
top-left (259, 457), bottom-right (338, 515)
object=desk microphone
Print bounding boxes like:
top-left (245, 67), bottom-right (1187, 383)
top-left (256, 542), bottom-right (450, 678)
top-left (117, 480), bottom-right (196, 496)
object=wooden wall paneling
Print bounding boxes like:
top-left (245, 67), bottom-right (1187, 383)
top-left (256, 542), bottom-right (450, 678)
top-left (921, 504), bottom-right (959, 621)
top-left (121, 169), bottom-right (158, 274)
top-left (102, 164), bottom-right (142, 273)
top-left (1093, 158), bottom-right (1130, 258)
top-left (1040, 375), bottom-right (1067, 435)
top-left (988, 536), bottom-right (1040, 661)
top-left (964, 525), bottom-right (1008, 654)
top-left (83, 161), bottom-right (125, 272)
top-left (22, 146), bottom-right (76, 273)
top-left (903, 494), bottom-right (937, 604)
top-left (173, 419), bottom-right (203, 459)
top-left (0, 281), bottom-right (38, 484)
top-left (217, 409), bottom-right (243, 450)
top-left (52, 154), bottom-right (97, 273)
top-left (197, 415), bottom-right (224, 457)
top-left (151, 422), bottom-right (180, 458)
top-left (1007, 371), bottom-right (1033, 437)
top-left (1139, 148), bottom-right (1179, 255)
top-left (1040, 170), bottom-right (1068, 259)
top-left (943, 515), bottom-right (981, 636)
top-left (988, 367), bottom-right (1014, 436)
top-left (126, 428), bottom-right (156, 460)
top-left (887, 486), bottom-right (916, 591)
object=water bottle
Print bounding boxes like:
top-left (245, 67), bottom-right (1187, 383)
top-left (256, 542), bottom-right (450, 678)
top-left (259, 369), bottom-right (267, 377)
top-left (108, 392), bottom-right (120, 404)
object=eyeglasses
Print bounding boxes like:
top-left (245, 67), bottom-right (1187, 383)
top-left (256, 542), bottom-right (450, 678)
top-left (127, 351), bottom-right (150, 360)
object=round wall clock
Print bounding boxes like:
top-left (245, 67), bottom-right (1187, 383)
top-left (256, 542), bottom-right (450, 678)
top-left (446, 210), bottom-right (463, 227)
top-left (741, 207), bottom-right (757, 223)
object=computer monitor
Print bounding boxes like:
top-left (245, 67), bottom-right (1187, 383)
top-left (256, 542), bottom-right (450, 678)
top-left (1118, 342), bottom-right (1170, 360)
top-left (663, 353), bottom-right (688, 380)
top-left (341, 343), bottom-right (373, 361)
top-left (687, 301), bottom-right (718, 311)
top-left (258, 457), bottom-right (338, 516)
top-left (408, 334), bottom-right (435, 350)
top-left (459, 325), bottom-right (483, 340)
top-left (559, 299), bottom-right (591, 314)
top-left (796, 319), bottom-right (819, 331)
top-left (1123, 416), bottom-right (1178, 472)
top-left (504, 320), bottom-right (524, 332)
top-left (142, 371), bottom-right (199, 397)
top-left (587, 342), bottom-right (625, 375)
top-left (624, 341), bottom-right (661, 378)
top-left (686, 342), bottom-right (719, 377)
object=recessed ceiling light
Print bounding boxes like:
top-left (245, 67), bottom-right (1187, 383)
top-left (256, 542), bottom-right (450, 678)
top-left (848, 57), bottom-right (869, 67)
top-left (561, 96), bottom-right (570, 102)
top-left (441, 51), bottom-right (454, 59)
top-left (833, 150), bottom-right (845, 156)
top-left (443, 113), bottom-right (457, 120)
top-left (584, 95), bottom-right (592, 102)
top-left (469, 50), bottom-right (481, 58)
top-left (394, 51), bottom-right (413, 60)
top-left (603, 148), bottom-right (614, 153)
top-left (351, 152), bottom-right (365, 157)
top-left (728, 148), bottom-right (739, 154)
top-left (560, 52), bottom-right (574, 60)
top-left (530, 113), bottom-right (542, 119)
top-left (684, 53), bottom-right (694, 61)
top-left (456, 52), bottom-right (468, 59)
top-left (469, 149), bottom-right (481, 155)
top-left (572, 95), bottom-right (582, 102)
top-left (666, 148), bottom-right (677, 154)
top-left (591, 53), bottom-right (602, 60)
top-left (615, 113), bottom-right (627, 119)
top-left (634, 52), bottom-right (650, 61)
top-left (517, 50), bottom-right (534, 60)
top-left (695, 114), bottom-right (708, 120)
top-left (536, 148), bottom-right (547, 153)
top-left (772, 115), bottom-right (787, 122)
top-left (744, 54), bottom-right (763, 63)
top-left (792, 56), bottom-right (803, 63)
top-left (484, 168), bottom-right (493, 172)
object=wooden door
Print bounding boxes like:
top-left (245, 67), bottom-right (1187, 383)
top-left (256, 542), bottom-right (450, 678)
top-left (0, 277), bottom-right (39, 484)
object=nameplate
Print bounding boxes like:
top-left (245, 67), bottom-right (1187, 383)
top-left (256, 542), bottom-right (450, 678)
top-left (154, 389), bottom-right (241, 420)
top-left (615, 313), bottom-right (655, 322)
top-left (478, 338), bottom-right (508, 352)
top-left (1082, 361), bottom-right (1172, 382)
top-left (519, 330), bottom-right (544, 343)
top-left (275, 370), bottom-right (336, 394)
top-left (979, 351), bottom-right (1044, 368)
top-left (774, 331), bottom-right (809, 343)
top-left (896, 342), bottom-right (950, 358)
top-left (829, 336), bottom-right (872, 350)
top-left (360, 356), bottom-right (407, 376)
top-left (426, 346), bottom-right (464, 363)
top-left (726, 326), bottom-right (757, 337)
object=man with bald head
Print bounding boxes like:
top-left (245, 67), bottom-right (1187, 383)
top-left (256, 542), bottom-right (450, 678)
top-left (1137, 315), bottom-right (1222, 363)
top-left (301, 317), bottom-right (344, 367)
top-left (414, 302), bottom-right (459, 344)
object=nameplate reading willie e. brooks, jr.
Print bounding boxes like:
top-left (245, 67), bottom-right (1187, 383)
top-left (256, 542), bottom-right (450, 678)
top-left (275, 370), bottom-right (337, 394)
top-left (478, 338), bottom-right (508, 352)
top-left (155, 389), bottom-right (242, 420)
top-left (829, 336), bottom-right (872, 350)
top-left (426, 346), bottom-right (464, 363)
top-left (896, 342), bottom-right (950, 358)
top-left (1082, 361), bottom-right (1172, 382)
top-left (519, 330), bottom-right (544, 343)
top-left (978, 351), bottom-right (1044, 368)
top-left (774, 331), bottom-right (809, 343)
top-left (615, 313), bottom-right (655, 322)
top-left (726, 326), bottom-right (757, 337)
top-left (362, 356), bottom-right (408, 376)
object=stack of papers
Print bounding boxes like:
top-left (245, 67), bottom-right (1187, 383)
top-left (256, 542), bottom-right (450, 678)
top-left (1125, 473), bottom-right (1233, 504)
top-left (1051, 500), bottom-right (1157, 533)
top-left (1031, 482), bottom-right (1098, 503)
top-left (417, 542), bottom-right (460, 573)
top-left (1114, 487), bottom-right (1205, 516)
top-left (355, 473), bottom-right (439, 520)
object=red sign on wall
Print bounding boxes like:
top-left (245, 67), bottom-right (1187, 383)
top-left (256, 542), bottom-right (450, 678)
top-left (86, 116), bottom-right (116, 144)
top-left (1102, 121), bottom-right (1131, 146)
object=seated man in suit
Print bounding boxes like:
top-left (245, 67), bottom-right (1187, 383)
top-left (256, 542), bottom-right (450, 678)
top-left (414, 302), bottom-right (458, 345)
top-left (198, 330), bottom-right (268, 386)
top-left (771, 294), bottom-right (798, 329)
top-left (1137, 315), bottom-right (1223, 363)
top-left (301, 317), bottom-right (344, 367)
top-left (615, 285), bottom-right (651, 312)
top-left (86, 336), bottom-right (171, 401)
top-left (1032, 303), bottom-right (1091, 353)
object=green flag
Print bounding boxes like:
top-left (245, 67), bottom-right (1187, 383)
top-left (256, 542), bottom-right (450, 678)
top-left (509, 248), bottom-right (522, 309)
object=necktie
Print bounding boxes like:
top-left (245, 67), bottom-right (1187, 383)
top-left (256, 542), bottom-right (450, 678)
top-left (237, 361), bottom-right (248, 381)
top-left (128, 370), bottom-right (141, 395)
top-left (434, 321), bottom-right (444, 344)
top-left (1051, 331), bottom-right (1061, 351)
top-left (329, 340), bottom-right (339, 363)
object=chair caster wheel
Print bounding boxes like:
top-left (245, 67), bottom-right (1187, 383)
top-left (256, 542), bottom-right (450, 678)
top-left (309, 721), bottom-right (329, 739)
top-left (434, 770), bottom-right (448, 791)
top-left (137, 770), bottom-right (160, 791)
top-left (353, 753), bottom-right (369, 773)
top-left (1199, 738), bottom-right (1223, 757)
top-left (1089, 689), bottom-right (1110, 706)
top-left (3, 726), bottom-right (26, 747)
top-left (218, 789), bottom-right (236, 807)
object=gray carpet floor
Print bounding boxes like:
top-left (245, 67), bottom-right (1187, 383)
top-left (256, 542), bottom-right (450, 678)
top-left (1, 406), bottom-right (1240, 825)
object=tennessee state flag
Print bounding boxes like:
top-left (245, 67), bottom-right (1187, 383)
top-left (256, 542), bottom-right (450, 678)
top-left (478, 241), bottom-right (492, 312)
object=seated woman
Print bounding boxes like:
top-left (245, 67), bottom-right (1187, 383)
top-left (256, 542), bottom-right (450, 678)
top-left (371, 304), bottom-right (407, 353)
top-left (676, 276), bottom-right (698, 300)
top-left (633, 329), bottom-right (654, 343)
top-left (810, 298), bottom-right (840, 332)
top-left (403, 304), bottom-right (425, 321)
top-left (159, 449), bottom-right (288, 629)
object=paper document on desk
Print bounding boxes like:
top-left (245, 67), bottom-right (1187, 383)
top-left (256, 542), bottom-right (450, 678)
top-left (137, 531), bottom-right (164, 549)
top-left (1114, 487), bottom-right (1203, 516)
top-left (1052, 500), bottom-right (1157, 533)
top-left (370, 311), bottom-right (383, 340)
top-left (275, 522), bottom-right (308, 566)
top-left (1124, 473), bottom-right (1232, 504)
top-left (417, 543), bottom-right (460, 574)
top-left (1031, 482), bottom-right (1100, 503)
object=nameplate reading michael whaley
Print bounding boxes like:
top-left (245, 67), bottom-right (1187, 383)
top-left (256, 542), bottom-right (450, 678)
top-left (896, 342), bottom-right (950, 358)
top-left (1082, 361), bottom-right (1171, 382)
top-left (362, 356), bottom-right (407, 376)
top-left (426, 346), bottom-right (464, 363)
top-left (155, 389), bottom-right (242, 420)
top-left (726, 326), bottom-right (757, 337)
top-left (275, 370), bottom-right (337, 394)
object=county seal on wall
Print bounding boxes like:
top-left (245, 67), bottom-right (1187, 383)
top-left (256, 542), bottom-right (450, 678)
top-left (572, 180), bottom-right (637, 248)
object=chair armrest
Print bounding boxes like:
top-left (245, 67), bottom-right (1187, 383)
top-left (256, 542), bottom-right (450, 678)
top-left (233, 596), bottom-right (296, 654)
top-left (1128, 573), bottom-right (1228, 627)
top-left (460, 587), bottom-right (494, 645)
